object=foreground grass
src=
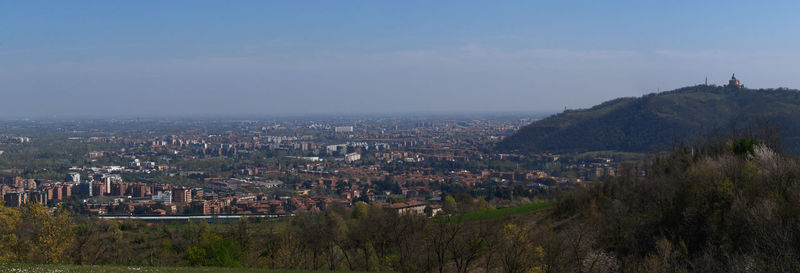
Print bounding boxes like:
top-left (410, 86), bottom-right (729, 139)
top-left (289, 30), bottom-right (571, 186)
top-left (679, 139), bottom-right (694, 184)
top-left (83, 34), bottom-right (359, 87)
top-left (0, 263), bottom-right (371, 273)
top-left (443, 201), bottom-right (551, 222)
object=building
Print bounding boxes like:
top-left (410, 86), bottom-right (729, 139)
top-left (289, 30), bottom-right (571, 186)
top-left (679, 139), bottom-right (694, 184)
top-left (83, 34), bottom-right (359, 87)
top-left (345, 152), bottom-right (361, 163)
top-left (172, 188), bottom-right (192, 203)
top-left (192, 200), bottom-right (220, 215)
top-left (728, 73), bottom-right (743, 89)
top-left (29, 191), bottom-right (47, 205)
top-left (43, 187), bottom-right (54, 202)
top-left (152, 190), bottom-right (172, 204)
top-left (67, 172), bottom-right (81, 183)
top-left (92, 182), bottom-right (106, 197)
top-left (54, 184), bottom-right (68, 200)
top-left (387, 201), bottom-right (427, 215)
top-left (63, 183), bottom-right (72, 198)
top-left (3, 192), bottom-right (25, 207)
top-left (334, 126), bottom-right (354, 133)
top-left (111, 182), bottom-right (128, 196)
top-left (79, 182), bottom-right (93, 197)
top-left (13, 177), bottom-right (36, 189)
top-left (102, 174), bottom-right (122, 194)
top-left (327, 144), bottom-right (347, 154)
top-left (78, 182), bottom-right (94, 196)
top-left (132, 184), bottom-right (149, 198)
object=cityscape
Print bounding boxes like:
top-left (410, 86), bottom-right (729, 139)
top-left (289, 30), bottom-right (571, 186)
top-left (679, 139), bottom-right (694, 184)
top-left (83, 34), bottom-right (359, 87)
top-left (0, 115), bottom-right (620, 219)
top-left (3, 1), bottom-right (800, 272)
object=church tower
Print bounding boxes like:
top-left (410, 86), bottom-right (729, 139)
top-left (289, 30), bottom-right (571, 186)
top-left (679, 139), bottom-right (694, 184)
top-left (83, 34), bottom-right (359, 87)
top-left (727, 73), bottom-right (743, 89)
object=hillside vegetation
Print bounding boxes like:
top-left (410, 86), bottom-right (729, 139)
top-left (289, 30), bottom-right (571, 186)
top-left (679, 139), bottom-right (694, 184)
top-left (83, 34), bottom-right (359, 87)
top-left (498, 85), bottom-right (800, 154)
top-left (549, 134), bottom-right (800, 272)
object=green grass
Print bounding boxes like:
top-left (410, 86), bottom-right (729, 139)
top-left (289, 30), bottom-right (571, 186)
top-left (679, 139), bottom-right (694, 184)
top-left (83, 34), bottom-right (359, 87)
top-left (443, 201), bottom-right (551, 222)
top-left (0, 263), bottom-right (371, 273)
top-left (571, 150), bottom-right (648, 162)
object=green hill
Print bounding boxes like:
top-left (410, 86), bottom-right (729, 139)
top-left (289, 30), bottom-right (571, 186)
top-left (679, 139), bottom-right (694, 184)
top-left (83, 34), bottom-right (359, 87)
top-left (498, 85), bottom-right (800, 154)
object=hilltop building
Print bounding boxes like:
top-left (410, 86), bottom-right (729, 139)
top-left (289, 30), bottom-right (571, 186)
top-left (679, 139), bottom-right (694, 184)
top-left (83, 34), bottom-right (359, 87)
top-left (727, 74), bottom-right (743, 89)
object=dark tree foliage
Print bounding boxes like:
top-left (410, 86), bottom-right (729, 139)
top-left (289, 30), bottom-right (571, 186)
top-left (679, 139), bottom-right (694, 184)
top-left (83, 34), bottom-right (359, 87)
top-left (553, 129), bottom-right (800, 272)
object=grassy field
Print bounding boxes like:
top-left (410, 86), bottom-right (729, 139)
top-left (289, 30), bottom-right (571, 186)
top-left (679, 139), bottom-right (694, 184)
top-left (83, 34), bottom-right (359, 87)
top-left (444, 201), bottom-right (551, 222)
top-left (571, 150), bottom-right (648, 162)
top-left (0, 263), bottom-right (371, 273)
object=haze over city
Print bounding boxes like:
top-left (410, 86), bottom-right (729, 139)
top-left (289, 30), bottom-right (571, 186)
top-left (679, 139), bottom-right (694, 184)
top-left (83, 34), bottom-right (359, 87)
top-left (2, 1), bottom-right (800, 117)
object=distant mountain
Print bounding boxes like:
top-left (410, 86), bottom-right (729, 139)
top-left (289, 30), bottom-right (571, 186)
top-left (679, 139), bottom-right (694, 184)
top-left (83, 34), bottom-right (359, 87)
top-left (497, 85), bottom-right (800, 154)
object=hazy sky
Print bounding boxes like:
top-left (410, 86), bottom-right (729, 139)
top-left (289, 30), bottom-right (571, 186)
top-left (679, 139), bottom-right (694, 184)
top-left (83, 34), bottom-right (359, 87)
top-left (2, 1), bottom-right (800, 117)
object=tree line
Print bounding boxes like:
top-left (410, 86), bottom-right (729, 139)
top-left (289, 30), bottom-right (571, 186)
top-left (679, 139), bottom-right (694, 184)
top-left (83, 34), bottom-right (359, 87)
top-left (0, 199), bottom-right (564, 273)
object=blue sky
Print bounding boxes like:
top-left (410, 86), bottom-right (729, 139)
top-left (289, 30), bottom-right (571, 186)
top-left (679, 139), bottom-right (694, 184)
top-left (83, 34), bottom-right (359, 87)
top-left (1, 1), bottom-right (800, 117)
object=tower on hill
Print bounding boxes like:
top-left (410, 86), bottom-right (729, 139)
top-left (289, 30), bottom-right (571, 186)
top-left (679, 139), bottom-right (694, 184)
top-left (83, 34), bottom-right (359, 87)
top-left (727, 73), bottom-right (743, 89)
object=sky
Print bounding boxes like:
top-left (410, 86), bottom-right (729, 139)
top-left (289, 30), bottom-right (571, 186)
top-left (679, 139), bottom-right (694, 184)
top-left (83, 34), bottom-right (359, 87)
top-left (2, 1), bottom-right (800, 118)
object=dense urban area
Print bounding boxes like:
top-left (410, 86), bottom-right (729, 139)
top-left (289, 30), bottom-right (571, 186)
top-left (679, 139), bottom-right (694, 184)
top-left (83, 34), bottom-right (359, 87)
top-left (0, 114), bottom-right (623, 218)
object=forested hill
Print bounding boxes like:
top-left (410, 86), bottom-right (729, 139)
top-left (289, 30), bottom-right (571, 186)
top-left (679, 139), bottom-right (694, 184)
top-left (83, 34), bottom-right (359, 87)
top-left (497, 85), bottom-right (800, 154)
